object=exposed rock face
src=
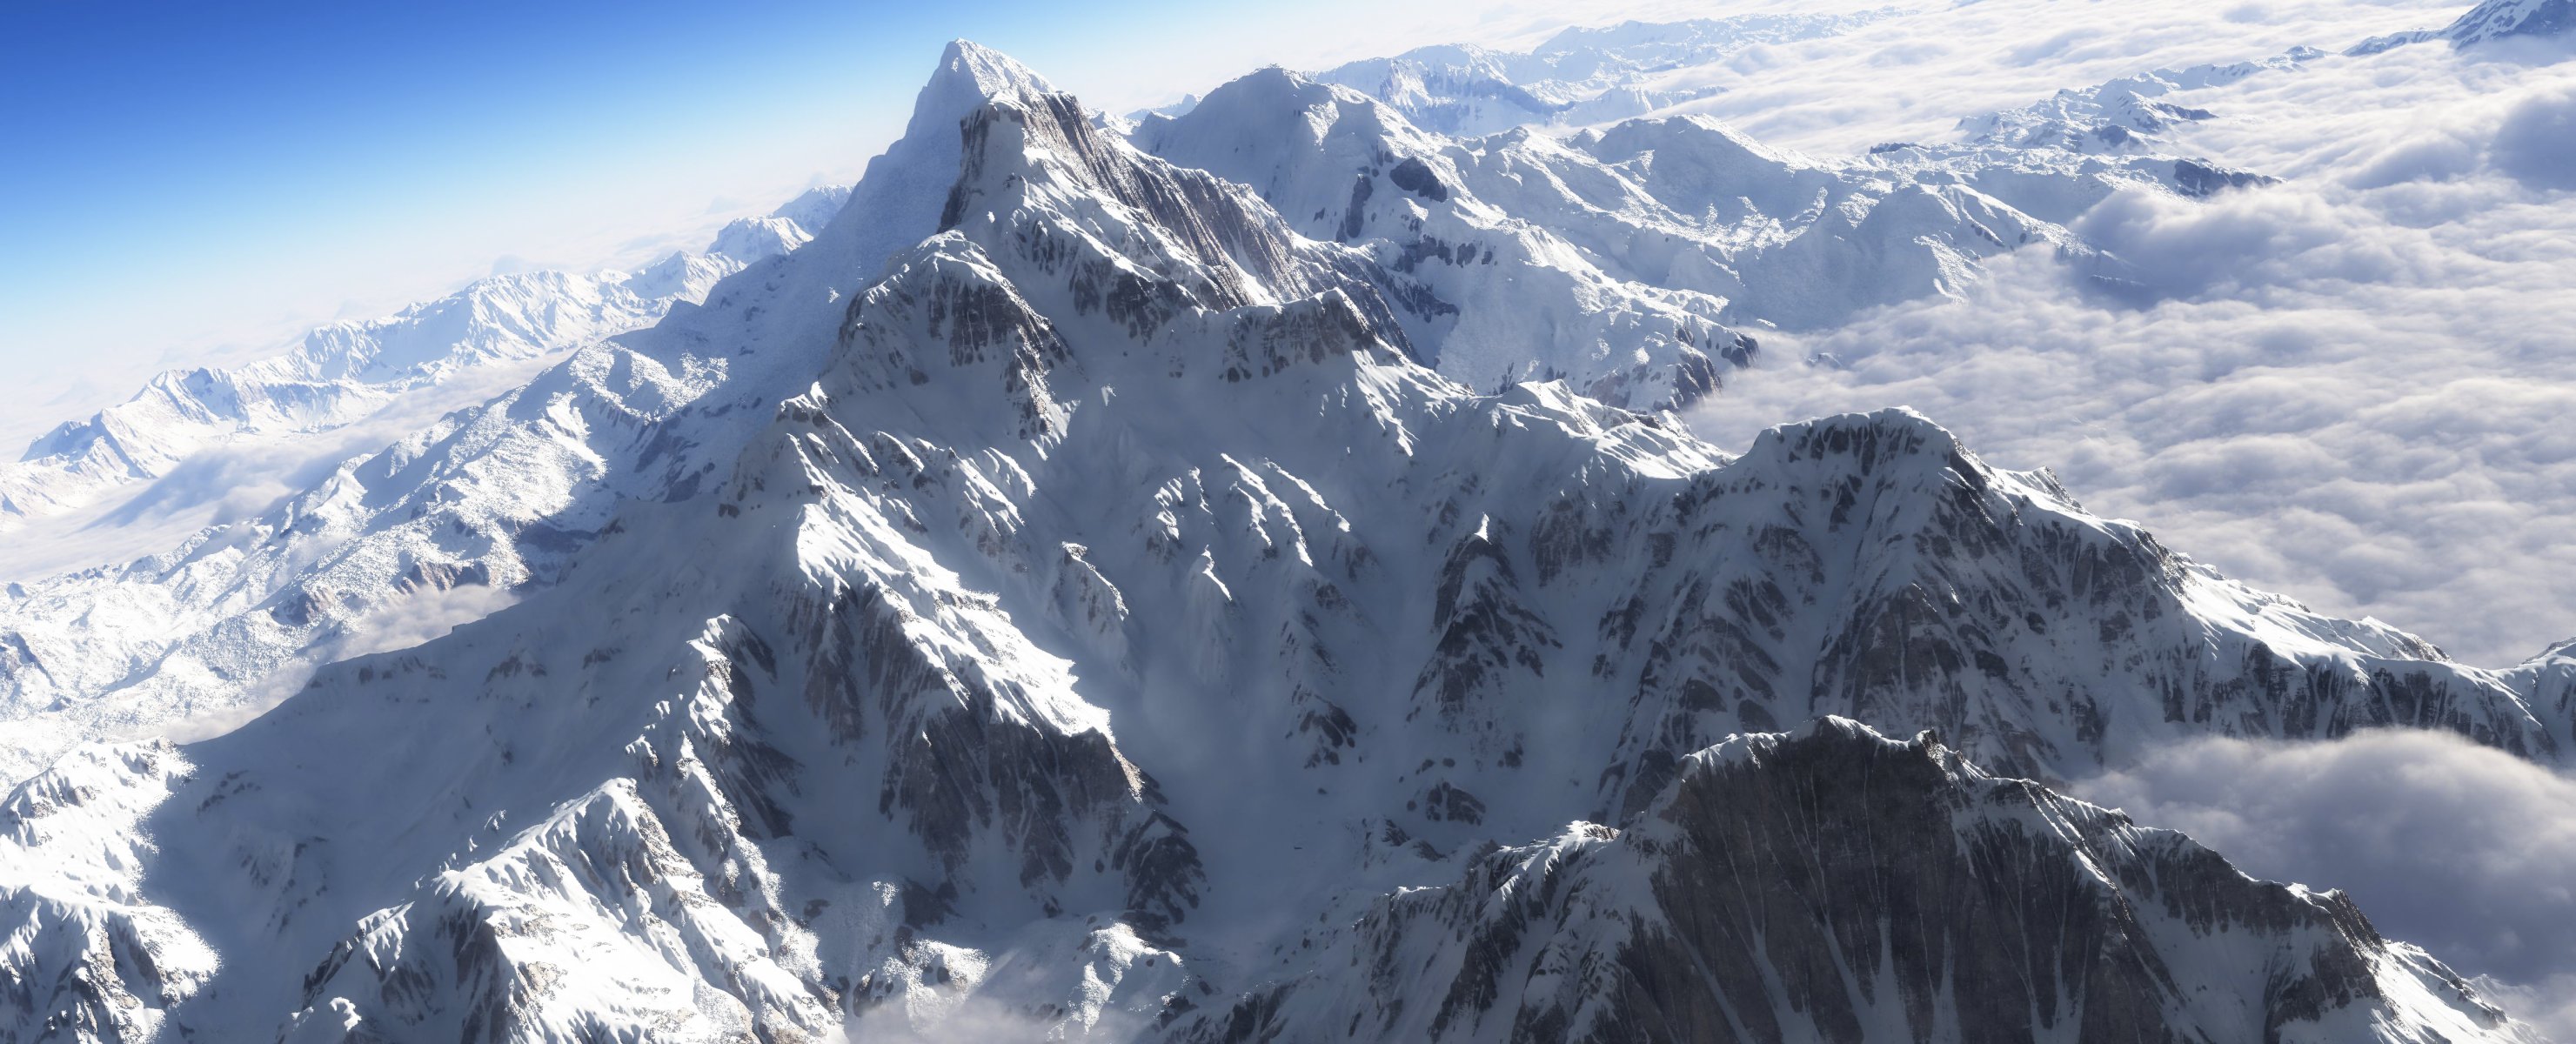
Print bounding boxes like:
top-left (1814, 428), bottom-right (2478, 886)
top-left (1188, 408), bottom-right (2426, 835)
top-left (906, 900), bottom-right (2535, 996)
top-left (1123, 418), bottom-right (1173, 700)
top-left (0, 39), bottom-right (2553, 1044)
top-left (2173, 157), bottom-right (2282, 197)
top-left (0, 44), bottom-right (978, 784)
top-left (2508, 639), bottom-right (2576, 752)
top-left (1174, 719), bottom-right (2512, 1044)
top-left (2352, 0), bottom-right (2576, 52)
top-left (1588, 412), bottom-right (2565, 807)
top-left (1133, 67), bottom-right (2111, 404)
top-left (0, 744), bottom-right (213, 1043)
top-left (0, 26), bottom-right (2364, 785)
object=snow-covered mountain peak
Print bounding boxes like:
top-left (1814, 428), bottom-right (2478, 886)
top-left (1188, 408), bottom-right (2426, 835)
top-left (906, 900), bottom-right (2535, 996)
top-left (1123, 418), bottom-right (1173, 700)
top-left (920, 39), bottom-right (1059, 128)
top-left (0, 171), bottom-right (844, 559)
top-left (768, 184), bottom-right (853, 232)
top-left (0, 36), bottom-right (2565, 1042)
top-left (1150, 64), bottom-right (1408, 148)
top-left (1308, 10), bottom-right (1904, 138)
top-left (1529, 10), bottom-right (1904, 58)
top-left (1169, 715), bottom-right (2521, 1042)
top-left (2436, 0), bottom-right (2576, 45)
top-left (702, 214), bottom-right (809, 264)
top-left (933, 89), bottom-right (1424, 351)
top-left (2353, 0), bottom-right (2575, 51)
top-left (1957, 48), bottom-right (2319, 157)
top-left (1736, 405), bottom-right (1969, 474)
top-left (1678, 713), bottom-right (1966, 780)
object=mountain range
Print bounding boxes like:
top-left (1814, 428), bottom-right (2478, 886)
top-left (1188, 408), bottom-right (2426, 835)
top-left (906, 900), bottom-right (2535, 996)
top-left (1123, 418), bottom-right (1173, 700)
top-left (2353, 0), bottom-right (2576, 53)
top-left (1, 29), bottom-right (2566, 1044)
top-left (0, 188), bottom-right (846, 548)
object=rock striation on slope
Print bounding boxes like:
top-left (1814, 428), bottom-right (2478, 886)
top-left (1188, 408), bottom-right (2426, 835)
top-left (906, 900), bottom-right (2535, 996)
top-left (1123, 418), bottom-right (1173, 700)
top-left (1292, 13), bottom-right (2298, 277)
top-left (2352, 0), bottom-right (2576, 53)
top-left (1172, 719), bottom-right (2513, 1044)
top-left (0, 19), bottom-right (2401, 783)
top-left (1132, 64), bottom-right (2098, 392)
top-left (0, 40), bottom-right (2556, 1043)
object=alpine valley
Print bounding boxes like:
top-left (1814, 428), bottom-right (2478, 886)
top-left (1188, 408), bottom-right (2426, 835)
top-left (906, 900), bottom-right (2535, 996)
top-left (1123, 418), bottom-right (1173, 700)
top-left (3, 29), bottom-right (2567, 1044)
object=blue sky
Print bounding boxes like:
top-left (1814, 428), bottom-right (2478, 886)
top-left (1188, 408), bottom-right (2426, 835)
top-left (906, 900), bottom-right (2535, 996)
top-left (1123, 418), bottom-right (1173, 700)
top-left (0, 0), bottom-right (1588, 442)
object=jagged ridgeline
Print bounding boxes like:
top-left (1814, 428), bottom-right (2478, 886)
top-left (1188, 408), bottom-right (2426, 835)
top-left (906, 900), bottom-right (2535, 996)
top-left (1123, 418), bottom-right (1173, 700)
top-left (2, 41), bottom-right (2564, 1043)
top-left (0, 4), bottom-right (2305, 780)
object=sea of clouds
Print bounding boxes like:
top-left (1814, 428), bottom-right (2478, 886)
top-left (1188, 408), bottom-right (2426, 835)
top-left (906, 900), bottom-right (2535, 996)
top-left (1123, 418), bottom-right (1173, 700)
top-left (1689, 16), bottom-right (2576, 668)
top-left (6, 0), bottom-right (2573, 1030)
top-left (25, 0), bottom-right (2570, 673)
top-left (1664, 3), bottom-right (2576, 1027)
top-left (2073, 730), bottom-right (2576, 1040)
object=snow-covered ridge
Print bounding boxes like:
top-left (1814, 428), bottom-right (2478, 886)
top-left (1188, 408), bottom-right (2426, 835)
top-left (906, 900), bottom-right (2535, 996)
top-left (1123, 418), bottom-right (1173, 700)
top-left (0, 38), bottom-right (2560, 1041)
top-left (1308, 10), bottom-right (1906, 138)
top-left (1131, 64), bottom-right (2097, 380)
top-left (0, 42), bottom-right (1085, 786)
top-left (1957, 48), bottom-right (2321, 158)
top-left (1173, 718), bottom-right (2518, 1042)
top-left (0, 185), bottom-right (848, 540)
top-left (0, 43), bottom-right (2107, 783)
top-left (1284, 8), bottom-right (2365, 307)
top-left (2352, 0), bottom-right (2576, 53)
top-left (0, 22), bottom-right (2384, 785)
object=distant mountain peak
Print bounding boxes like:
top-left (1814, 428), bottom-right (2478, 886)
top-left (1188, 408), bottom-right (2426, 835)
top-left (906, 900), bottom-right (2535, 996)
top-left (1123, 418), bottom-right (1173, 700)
top-left (2349, 0), bottom-right (2575, 53)
top-left (0, 32), bottom-right (2561, 1044)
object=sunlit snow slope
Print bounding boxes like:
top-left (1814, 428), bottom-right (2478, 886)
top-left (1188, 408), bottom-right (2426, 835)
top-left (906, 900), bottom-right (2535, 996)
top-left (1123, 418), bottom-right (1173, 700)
top-left (0, 39), bottom-right (2559, 1042)
top-left (0, 188), bottom-right (846, 554)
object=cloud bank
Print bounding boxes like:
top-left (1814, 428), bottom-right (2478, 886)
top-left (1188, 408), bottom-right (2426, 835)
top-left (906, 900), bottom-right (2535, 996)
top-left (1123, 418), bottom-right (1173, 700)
top-left (1692, 42), bottom-right (2576, 666)
top-left (0, 352), bottom-right (557, 584)
top-left (1651, 0), bottom-right (2484, 153)
top-left (2071, 729), bottom-right (2576, 1040)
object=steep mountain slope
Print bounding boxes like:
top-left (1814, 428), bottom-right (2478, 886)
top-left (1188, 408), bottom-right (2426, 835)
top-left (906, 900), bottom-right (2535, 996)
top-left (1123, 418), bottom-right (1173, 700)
top-left (1171, 719), bottom-right (2513, 1044)
top-left (0, 43), bottom-right (2553, 1042)
top-left (0, 187), bottom-right (845, 539)
top-left (1129, 69), bottom-right (1754, 411)
top-left (2509, 639), bottom-right (2576, 740)
top-left (2353, 0), bottom-right (2576, 53)
top-left (0, 44), bottom-right (1020, 783)
top-left (1297, 13), bottom-right (2302, 240)
top-left (1132, 69), bottom-right (2091, 401)
top-left (0, 27), bottom-right (2399, 785)
top-left (0, 42), bottom-right (2068, 781)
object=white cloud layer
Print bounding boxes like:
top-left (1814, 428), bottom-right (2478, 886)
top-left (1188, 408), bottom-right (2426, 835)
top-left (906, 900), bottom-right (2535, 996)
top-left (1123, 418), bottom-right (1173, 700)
top-left (1692, 39), bottom-right (2576, 666)
top-left (1649, 0), bottom-right (2486, 153)
top-left (139, 580), bottom-right (519, 748)
top-left (0, 353), bottom-right (558, 583)
top-left (2071, 729), bottom-right (2576, 1040)
top-left (1669, 21), bottom-right (2576, 1021)
top-left (5, 1), bottom-right (2573, 1033)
